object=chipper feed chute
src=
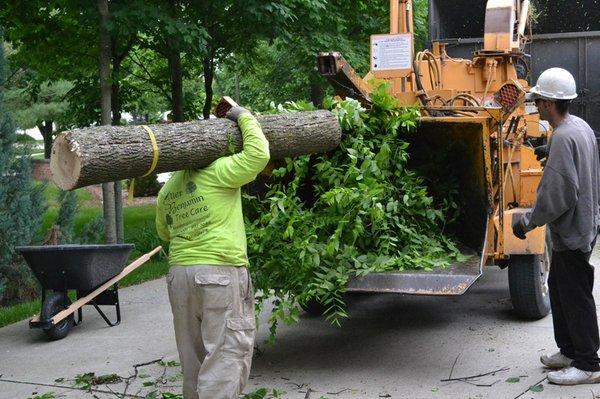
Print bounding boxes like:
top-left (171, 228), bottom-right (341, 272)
top-left (348, 118), bottom-right (493, 295)
top-left (320, 0), bottom-right (549, 310)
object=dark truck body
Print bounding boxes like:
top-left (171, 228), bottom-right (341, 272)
top-left (429, 0), bottom-right (600, 132)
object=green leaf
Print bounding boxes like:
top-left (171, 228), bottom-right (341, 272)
top-left (506, 377), bottom-right (520, 383)
top-left (529, 384), bottom-right (544, 393)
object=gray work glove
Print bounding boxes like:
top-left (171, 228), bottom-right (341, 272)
top-left (226, 106), bottom-right (251, 122)
top-left (534, 145), bottom-right (548, 161)
top-left (512, 216), bottom-right (527, 240)
top-left (512, 212), bottom-right (535, 241)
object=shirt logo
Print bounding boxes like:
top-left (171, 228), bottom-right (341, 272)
top-left (186, 181), bottom-right (197, 194)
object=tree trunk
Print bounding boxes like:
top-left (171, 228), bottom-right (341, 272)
top-left (99, 2), bottom-right (112, 127)
top-left (114, 181), bottom-right (124, 243)
top-left (235, 69), bottom-right (241, 105)
top-left (110, 35), bottom-right (134, 126)
top-left (111, 62), bottom-right (122, 125)
top-left (168, 50), bottom-right (184, 122)
top-left (50, 111), bottom-right (342, 190)
top-left (98, 0), bottom-right (117, 245)
top-left (203, 53), bottom-right (214, 120)
top-left (38, 121), bottom-right (53, 159)
top-left (310, 83), bottom-right (325, 108)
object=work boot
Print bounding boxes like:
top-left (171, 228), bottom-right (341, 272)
top-left (540, 351), bottom-right (573, 369)
top-left (548, 367), bottom-right (600, 385)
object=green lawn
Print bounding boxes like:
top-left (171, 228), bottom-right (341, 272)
top-left (0, 183), bottom-right (169, 328)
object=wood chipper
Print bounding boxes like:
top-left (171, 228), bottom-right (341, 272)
top-left (317, 0), bottom-right (551, 319)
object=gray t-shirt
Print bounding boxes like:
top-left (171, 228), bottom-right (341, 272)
top-left (523, 114), bottom-right (600, 252)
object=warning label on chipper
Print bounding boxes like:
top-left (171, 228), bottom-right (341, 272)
top-left (371, 34), bottom-right (413, 71)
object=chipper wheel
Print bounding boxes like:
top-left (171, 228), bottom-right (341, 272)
top-left (41, 292), bottom-right (74, 340)
top-left (508, 248), bottom-right (551, 319)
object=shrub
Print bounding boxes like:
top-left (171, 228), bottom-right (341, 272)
top-left (0, 37), bottom-right (46, 305)
top-left (15, 133), bottom-right (37, 143)
top-left (56, 190), bottom-right (78, 243)
top-left (80, 216), bottom-right (105, 244)
top-left (128, 173), bottom-right (162, 197)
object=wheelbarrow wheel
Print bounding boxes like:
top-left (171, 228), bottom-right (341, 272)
top-left (508, 252), bottom-right (551, 319)
top-left (41, 292), bottom-right (74, 340)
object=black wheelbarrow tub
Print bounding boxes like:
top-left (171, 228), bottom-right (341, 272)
top-left (16, 244), bottom-right (135, 291)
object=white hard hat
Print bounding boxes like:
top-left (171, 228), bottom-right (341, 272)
top-left (527, 68), bottom-right (578, 101)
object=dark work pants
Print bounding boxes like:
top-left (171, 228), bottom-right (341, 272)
top-left (549, 247), bottom-right (600, 371)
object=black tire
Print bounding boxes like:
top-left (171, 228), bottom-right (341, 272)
top-left (508, 251), bottom-right (551, 319)
top-left (41, 292), bottom-right (74, 340)
top-left (300, 298), bottom-right (327, 317)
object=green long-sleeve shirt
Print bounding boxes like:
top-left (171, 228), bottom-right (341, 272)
top-left (156, 114), bottom-right (270, 266)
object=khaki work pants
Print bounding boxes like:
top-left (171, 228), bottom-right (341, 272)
top-left (167, 265), bottom-right (255, 399)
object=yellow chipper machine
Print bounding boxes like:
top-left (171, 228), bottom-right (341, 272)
top-left (318, 0), bottom-right (551, 318)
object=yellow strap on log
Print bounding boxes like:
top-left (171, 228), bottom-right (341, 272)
top-left (142, 125), bottom-right (159, 177)
top-left (128, 125), bottom-right (160, 203)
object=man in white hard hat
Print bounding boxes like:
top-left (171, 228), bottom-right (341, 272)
top-left (513, 67), bottom-right (600, 385)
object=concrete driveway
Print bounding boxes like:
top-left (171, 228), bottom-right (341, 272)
top-left (2, 251), bottom-right (600, 399)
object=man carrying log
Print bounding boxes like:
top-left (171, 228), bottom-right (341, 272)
top-left (155, 106), bottom-right (270, 399)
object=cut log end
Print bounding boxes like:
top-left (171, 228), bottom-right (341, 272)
top-left (50, 111), bottom-right (342, 190)
top-left (50, 134), bottom-right (82, 191)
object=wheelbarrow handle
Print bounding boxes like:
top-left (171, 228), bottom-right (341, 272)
top-left (31, 246), bottom-right (163, 326)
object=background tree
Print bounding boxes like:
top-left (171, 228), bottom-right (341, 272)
top-left (0, 33), bottom-right (46, 305)
top-left (5, 79), bottom-right (74, 158)
top-left (216, 0), bottom-right (428, 110)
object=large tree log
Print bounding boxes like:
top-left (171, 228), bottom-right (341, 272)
top-left (51, 111), bottom-right (342, 190)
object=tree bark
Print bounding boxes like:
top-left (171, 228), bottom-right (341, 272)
top-left (310, 83), bottom-right (325, 108)
top-left (111, 62), bottom-right (122, 125)
top-left (203, 53), bottom-right (214, 120)
top-left (99, 0), bottom-right (117, 244)
top-left (38, 120), bottom-right (53, 159)
top-left (114, 181), bottom-right (124, 243)
top-left (168, 50), bottom-right (184, 122)
top-left (235, 69), bottom-right (241, 105)
top-left (110, 35), bottom-right (135, 126)
top-left (50, 111), bottom-right (342, 190)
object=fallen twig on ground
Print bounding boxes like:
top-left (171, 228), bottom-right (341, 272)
top-left (440, 366), bottom-right (510, 382)
top-left (459, 378), bottom-right (501, 387)
top-left (104, 383), bottom-right (122, 398)
top-left (512, 377), bottom-right (547, 399)
top-left (133, 358), bottom-right (163, 370)
top-left (0, 377), bottom-right (145, 398)
top-left (122, 357), bottom-right (164, 397)
top-left (327, 388), bottom-right (351, 395)
top-left (448, 353), bottom-right (461, 380)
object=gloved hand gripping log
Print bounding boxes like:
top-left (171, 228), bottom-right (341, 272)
top-left (50, 110), bottom-right (342, 191)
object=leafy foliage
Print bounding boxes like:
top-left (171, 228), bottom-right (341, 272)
top-left (129, 173), bottom-right (163, 197)
top-left (245, 85), bottom-right (463, 337)
top-left (217, 0), bottom-right (429, 111)
top-left (80, 216), bottom-right (105, 244)
top-left (56, 190), bottom-right (78, 243)
top-left (73, 372), bottom-right (122, 390)
top-left (0, 36), bottom-right (46, 305)
top-left (28, 393), bottom-right (56, 399)
top-left (4, 79), bottom-right (73, 128)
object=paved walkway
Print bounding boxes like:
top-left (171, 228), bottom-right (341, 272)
top-left (2, 251), bottom-right (600, 399)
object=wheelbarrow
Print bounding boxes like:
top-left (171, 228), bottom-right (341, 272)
top-left (16, 244), bottom-right (162, 340)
